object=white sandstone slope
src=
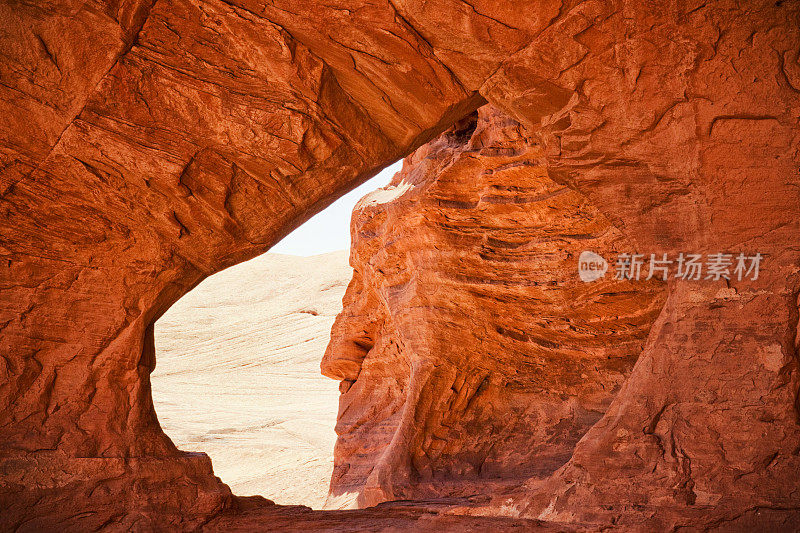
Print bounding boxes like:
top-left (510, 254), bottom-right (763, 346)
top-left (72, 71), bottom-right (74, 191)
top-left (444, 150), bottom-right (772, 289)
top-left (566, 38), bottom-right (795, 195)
top-left (151, 250), bottom-right (350, 508)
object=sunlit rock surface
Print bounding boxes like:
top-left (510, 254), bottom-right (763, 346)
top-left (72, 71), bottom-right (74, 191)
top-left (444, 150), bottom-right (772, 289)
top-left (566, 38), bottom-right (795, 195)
top-left (2, 0), bottom-right (799, 530)
top-left (152, 251), bottom-right (349, 508)
top-left (323, 105), bottom-right (665, 508)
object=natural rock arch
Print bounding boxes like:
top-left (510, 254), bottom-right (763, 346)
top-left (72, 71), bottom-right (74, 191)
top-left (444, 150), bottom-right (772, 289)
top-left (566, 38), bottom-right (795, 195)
top-left (1, 0), bottom-right (799, 530)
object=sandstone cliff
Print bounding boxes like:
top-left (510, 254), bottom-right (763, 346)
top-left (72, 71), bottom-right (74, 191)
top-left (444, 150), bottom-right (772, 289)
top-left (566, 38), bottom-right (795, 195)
top-left (1, 0), bottom-right (799, 530)
top-left (323, 105), bottom-right (666, 508)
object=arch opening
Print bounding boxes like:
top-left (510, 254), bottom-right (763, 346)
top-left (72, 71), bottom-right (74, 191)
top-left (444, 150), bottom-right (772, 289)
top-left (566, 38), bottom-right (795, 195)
top-left (150, 163), bottom-right (401, 508)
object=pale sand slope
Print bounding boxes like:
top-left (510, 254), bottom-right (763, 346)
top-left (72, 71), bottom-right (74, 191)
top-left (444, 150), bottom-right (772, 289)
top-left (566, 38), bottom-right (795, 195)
top-left (151, 250), bottom-right (350, 509)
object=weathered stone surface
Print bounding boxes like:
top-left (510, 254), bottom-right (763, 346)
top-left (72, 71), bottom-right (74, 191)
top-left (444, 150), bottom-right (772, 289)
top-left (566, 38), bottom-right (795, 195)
top-left (480, 2), bottom-right (800, 529)
top-left (323, 105), bottom-right (665, 508)
top-left (0, 0), bottom-right (473, 528)
top-left (202, 497), bottom-right (577, 532)
top-left (1, 0), bottom-right (799, 530)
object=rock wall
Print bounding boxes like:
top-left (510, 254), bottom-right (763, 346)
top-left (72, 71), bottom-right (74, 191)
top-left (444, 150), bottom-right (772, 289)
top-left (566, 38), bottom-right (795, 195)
top-left (482, 3), bottom-right (800, 529)
top-left (323, 105), bottom-right (665, 508)
top-left (0, 0), bottom-right (472, 528)
top-left (1, 0), bottom-right (799, 530)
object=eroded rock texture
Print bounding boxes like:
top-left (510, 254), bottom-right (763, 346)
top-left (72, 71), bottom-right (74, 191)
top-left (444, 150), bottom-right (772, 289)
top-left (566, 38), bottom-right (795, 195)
top-left (322, 105), bottom-right (665, 508)
top-left (481, 3), bottom-right (800, 529)
top-left (0, 0), bottom-right (474, 529)
top-left (1, 0), bottom-right (799, 530)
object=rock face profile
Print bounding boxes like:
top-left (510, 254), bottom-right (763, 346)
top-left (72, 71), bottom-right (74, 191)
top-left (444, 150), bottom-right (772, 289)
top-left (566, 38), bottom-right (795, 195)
top-left (1, 0), bottom-right (799, 531)
top-left (322, 105), bottom-right (666, 508)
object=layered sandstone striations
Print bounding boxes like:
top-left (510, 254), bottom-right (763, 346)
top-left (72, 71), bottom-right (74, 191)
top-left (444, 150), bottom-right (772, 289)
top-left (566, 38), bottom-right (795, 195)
top-left (1, 0), bottom-right (799, 530)
top-left (0, 0), bottom-right (472, 528)
top-left (322, 105), bottom-right (665, 508)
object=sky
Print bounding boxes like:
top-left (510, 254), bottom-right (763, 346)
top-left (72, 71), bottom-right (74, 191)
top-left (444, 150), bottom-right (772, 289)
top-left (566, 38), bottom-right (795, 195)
top-left (269, 161), bottom-right (403, 256)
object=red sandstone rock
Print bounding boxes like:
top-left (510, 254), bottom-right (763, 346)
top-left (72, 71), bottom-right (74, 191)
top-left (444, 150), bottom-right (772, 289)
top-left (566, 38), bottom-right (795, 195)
top-left (202, 498), bottom-right (576, 532)
top-left (322, 105), bottom-right (665, 508)
top-left (1, 0), bottom-right (799, 530)
top-left (480, 3), bottom-right (800, 529)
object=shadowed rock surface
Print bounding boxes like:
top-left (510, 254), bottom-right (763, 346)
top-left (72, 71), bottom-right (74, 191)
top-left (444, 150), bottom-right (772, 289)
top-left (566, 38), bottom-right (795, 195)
top-left (1, 0), bottom-right (799, 530)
